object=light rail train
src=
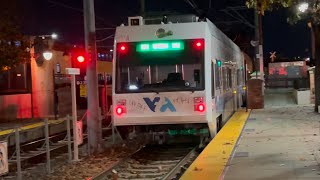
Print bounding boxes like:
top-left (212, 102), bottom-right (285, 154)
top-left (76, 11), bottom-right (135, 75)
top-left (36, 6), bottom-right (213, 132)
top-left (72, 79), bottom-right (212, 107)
top-left (112, 15), bottom-right (249, 143)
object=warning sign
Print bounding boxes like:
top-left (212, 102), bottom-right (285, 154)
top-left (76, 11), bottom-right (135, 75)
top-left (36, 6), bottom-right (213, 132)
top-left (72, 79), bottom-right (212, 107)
top-left (0, 141), bottom-right (8, 175)
top-left (76, 121), bottom-right (83, 145)
top-left (80, 84), bottom-right (87, 97)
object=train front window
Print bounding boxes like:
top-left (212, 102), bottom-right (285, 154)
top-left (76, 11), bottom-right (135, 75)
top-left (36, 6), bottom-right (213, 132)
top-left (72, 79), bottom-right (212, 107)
top-left (115, 39), bottom-right (204, 93)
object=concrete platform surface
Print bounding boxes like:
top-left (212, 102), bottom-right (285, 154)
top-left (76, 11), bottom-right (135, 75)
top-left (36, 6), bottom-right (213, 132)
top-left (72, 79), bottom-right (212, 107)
top-left (223, 106), bottom-right (320, 180)
top-left (264, 88), bottom-right (296, 107)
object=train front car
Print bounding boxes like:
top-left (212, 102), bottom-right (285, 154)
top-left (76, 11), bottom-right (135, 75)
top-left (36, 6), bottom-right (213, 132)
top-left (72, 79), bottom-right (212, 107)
top-left (112, 16), bottom-right (244, 144)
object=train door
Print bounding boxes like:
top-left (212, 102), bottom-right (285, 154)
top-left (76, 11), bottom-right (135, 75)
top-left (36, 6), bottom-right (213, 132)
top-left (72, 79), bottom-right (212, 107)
top-left (232, 67), bottom-right (237, 112)
top-left (236, 69), bottom-right (242, 109)
top-left (211, 61), bottom-right (216, 130)
top-left (212, 60), bottom-right (222, 133)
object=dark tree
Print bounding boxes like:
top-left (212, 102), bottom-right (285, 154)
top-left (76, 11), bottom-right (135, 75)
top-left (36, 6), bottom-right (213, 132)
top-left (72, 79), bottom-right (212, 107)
top-left (0, 1), bottom-right (30, 71)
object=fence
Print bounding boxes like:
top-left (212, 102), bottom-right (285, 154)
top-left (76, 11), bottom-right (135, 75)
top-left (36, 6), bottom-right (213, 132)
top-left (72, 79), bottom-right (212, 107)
top-left (265, 77), bottom-right (309, 89)
top-left (0, 110), bottom-right (119, 179)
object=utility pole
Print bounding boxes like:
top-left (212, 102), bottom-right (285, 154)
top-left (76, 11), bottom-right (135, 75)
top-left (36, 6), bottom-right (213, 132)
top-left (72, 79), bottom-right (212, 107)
top-left (310, 23), bottom-right (316, 61)
top-left (255, 1), bottom-right (264, 80)
top-left (254, 8), bottom-right (259, 78)
top-left (313, 23), bottom-right (320, 112)
top-left (83, 0), bottom-right (102, 154)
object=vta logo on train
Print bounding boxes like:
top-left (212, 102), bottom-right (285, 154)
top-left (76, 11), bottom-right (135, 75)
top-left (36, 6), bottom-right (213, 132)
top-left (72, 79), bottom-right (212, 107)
top-left (143, 97), bottom-right (176, 112)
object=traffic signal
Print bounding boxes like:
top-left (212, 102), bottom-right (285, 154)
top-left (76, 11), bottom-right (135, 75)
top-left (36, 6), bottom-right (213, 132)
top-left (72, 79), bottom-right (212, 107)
top-left (76, 55), bottom-right (85, 63)
top-left (71, 47), bottom-right (87, 76)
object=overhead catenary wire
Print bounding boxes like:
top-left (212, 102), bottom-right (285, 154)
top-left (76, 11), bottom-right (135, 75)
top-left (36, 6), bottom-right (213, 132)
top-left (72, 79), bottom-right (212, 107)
top-left (184, 0), bottom-right (202, 15)
top-left (47, 0), bottom-right (117, 28)
top-left (96, 34), bottom-right (115, 42)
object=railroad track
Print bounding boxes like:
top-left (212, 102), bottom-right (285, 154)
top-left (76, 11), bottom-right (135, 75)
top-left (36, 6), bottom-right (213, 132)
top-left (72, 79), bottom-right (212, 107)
top-left (91, 144), bottom-right (198, 180)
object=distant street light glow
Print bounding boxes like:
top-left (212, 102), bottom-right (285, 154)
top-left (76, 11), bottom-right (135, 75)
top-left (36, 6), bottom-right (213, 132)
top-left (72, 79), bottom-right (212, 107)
top-left (298, 3), bottom-right (309, 13)
top-left (43, 51), bottom-right (53, 60)
top-left (51, 33), bottom-right (58, 39)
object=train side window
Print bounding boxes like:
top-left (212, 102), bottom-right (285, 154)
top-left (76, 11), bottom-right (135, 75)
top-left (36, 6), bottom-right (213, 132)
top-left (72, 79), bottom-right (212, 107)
top-left (215, 63), bottom-right (220, 89)
top-left (211, 62), bottom-right (215, 98)
top-left (229, 68), bottom-right (231, 89)
top-left (237, 69), bottom-right (241, 86)
top-left (222, 67), bottom-right (227, 91)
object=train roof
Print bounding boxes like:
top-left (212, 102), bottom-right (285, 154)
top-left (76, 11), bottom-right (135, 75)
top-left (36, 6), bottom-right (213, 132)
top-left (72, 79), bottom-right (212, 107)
top-left (115, 15), bottom-right (241, 54)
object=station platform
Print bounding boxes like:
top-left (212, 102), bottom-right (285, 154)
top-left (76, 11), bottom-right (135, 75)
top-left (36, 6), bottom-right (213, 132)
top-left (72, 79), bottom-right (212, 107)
top-left (0, 109), bottom-right (89, 144)
top-left (0, 118), bottom-right (67, 146)
top-left (181, 105), bottom-right (320, 180)
top-left (0, 119), bottom-right (64, 135)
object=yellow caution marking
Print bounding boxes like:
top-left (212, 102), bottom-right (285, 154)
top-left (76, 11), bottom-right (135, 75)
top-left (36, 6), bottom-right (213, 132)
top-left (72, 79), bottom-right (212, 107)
top-left (0, 119), bottom-right (65, 136)
top-left (0, 129), bottom-right (15, 136)
top-left (180, 109), bottom-right (251, 180)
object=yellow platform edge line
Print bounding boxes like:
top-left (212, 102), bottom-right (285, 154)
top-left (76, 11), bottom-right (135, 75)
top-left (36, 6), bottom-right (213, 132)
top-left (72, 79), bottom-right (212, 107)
top-left (0, 119), bottom-right (65, 136)
top-left (180, 109), bottom-right (251, 180)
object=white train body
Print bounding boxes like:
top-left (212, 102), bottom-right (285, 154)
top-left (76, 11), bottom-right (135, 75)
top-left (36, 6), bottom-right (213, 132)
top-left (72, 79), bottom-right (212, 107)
top-left (112, 17), bottom-right (246, 138)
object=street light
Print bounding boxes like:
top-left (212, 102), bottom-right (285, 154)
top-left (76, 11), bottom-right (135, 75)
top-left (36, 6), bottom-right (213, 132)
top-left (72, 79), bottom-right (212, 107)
top-left (43, 51), bottom-right (53, 60)
top-left (298, 2), bottom-right (309, 13)
top-left (51, 33), bottom-right (58, 39)
top-left (39, 33), bottom-right (58, 40)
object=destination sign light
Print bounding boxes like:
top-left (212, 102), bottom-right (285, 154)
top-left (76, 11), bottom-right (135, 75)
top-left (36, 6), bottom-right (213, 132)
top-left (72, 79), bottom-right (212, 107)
top-left (137, 41), bottom-right (184, 52)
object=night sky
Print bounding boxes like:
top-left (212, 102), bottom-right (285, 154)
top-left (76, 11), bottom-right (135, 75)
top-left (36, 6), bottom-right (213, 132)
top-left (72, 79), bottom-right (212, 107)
top-left (15, 0), bottom-right (311, 59)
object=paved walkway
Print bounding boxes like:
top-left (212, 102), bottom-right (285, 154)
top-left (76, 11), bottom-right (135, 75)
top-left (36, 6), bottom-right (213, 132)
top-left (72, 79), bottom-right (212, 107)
top-left (223, 105), bottom-right (320, 180)
top-left (264, 88), bottom-right (296, 107)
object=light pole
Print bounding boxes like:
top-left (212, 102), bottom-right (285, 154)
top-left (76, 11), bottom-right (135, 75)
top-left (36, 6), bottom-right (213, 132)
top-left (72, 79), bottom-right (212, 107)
top-left (298, 1), bottom-right (320, 112)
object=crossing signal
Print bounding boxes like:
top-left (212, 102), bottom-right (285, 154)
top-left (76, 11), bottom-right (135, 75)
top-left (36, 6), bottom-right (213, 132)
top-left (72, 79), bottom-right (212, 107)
top-left (77, 55), bottom-right (85, 63)
top-left (71, 48), bottom-right (87, 76)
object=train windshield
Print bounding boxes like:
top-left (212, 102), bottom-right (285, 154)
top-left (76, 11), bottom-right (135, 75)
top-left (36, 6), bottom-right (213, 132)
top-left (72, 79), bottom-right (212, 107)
top-left (115, 39), bottom-right (205, 93)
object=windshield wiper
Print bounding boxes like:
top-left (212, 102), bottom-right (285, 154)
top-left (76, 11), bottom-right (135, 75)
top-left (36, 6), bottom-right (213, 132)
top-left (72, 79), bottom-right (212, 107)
top-left (148, 88), bottom-right (160, 94)
top-left (140, 85), bottom-right (159, 94)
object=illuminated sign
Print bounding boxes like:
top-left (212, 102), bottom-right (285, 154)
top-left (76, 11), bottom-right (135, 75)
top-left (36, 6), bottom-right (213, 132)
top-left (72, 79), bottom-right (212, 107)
top-left (217, 60), bottom-right (222, 67)
top-left (137, 41), bottom-right (184, 52)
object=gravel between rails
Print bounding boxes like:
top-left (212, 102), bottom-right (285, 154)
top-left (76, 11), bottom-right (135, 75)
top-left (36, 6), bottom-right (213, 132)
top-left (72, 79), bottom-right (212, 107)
top-left (92, 144), bottom-right (198, 180)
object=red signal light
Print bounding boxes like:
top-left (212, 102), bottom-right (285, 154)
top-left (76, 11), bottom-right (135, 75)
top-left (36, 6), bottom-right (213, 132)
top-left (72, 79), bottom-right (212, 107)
top-left (116, 106), bottom-right (125, 116)
top-left (196, 104), bottom-right (205, 112)
top-left (120, 46), bottom-right (126, 51)
top-left (77, 55), bottom-right (85, 63)
top-left (196, 42), bottom-right (202, 47)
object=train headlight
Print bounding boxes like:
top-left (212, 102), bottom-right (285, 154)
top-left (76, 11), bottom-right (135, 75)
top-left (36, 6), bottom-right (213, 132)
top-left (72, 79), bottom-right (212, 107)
top-left (193, 39), bottom-right (204, 50)
top-left (118, 43), bottom-right (128, 54)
